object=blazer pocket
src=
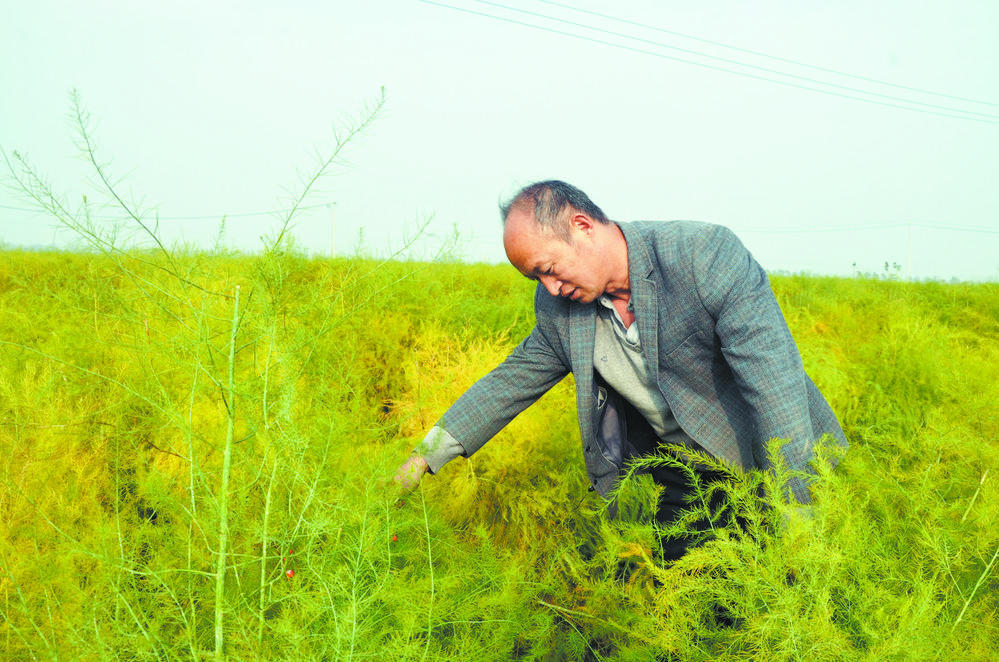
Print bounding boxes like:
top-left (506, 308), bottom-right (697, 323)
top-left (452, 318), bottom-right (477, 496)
top-left (661, 330), bottom-right (705, 359)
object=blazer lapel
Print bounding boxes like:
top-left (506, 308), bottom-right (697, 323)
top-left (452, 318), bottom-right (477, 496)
top-left (569, 300), bottom-right (596, 411)
top-left (620, 223), bottom-right (660, 386)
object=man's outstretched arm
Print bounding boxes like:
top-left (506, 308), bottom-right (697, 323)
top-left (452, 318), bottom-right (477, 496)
top-left (393, 301), bottom-right (570, 491)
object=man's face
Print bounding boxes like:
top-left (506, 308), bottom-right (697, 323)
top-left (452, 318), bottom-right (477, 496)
top-left (503, 207), bottom-right (607, 303)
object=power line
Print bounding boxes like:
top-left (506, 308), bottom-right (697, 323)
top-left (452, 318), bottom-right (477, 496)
top-left (472, 0), bottom-right (998, 121)
top-left (420, 0), bottom-right (999, 124)
top-left (536, 0), bottom-right (999, 108)
top-left (472, 0), bottom-right (999, 121)
top-left (915, 222), bottom-right (999, 234)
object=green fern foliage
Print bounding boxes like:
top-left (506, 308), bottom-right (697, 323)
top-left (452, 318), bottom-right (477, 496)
top-left (1, 247), bottom-right (997, 660)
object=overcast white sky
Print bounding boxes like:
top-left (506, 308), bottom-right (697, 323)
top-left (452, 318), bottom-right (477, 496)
top-left (2, 1), bottom-right (997, 280)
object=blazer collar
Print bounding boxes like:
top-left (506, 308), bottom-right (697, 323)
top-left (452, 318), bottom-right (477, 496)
top-left (618, 221), bottom-right (656, 281)
top-left (617, 222), bottom-right (661, 382)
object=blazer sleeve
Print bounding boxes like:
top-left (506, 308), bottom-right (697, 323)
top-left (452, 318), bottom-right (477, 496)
top-left (417, 287), bottom-right (570, 473)
top-left (691, 224), bottom-right (816, 503)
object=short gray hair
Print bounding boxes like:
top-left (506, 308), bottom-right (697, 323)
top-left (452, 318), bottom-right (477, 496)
top-left (500, 180), bottom-right (610, 241)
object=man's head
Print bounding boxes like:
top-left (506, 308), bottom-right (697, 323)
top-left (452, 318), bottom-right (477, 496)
top-left (501, 180), bottom-right (629, 303)
top-left (500, 180), bottom-right (610, 242)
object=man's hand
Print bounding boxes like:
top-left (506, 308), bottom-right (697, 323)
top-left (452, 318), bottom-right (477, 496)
top-left (394, 455), bottom-right (429, 491)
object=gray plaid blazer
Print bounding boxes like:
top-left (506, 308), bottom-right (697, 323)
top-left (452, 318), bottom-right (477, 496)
top-left (423, 221), bottom-right (848, 504)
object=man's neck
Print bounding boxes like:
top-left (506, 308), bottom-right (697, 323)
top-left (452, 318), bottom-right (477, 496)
top-left (611, 295), bottom-right (636, 330)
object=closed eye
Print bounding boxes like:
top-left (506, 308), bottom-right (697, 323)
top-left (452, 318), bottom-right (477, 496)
top-left (528, 265), bottom-right (554, 281)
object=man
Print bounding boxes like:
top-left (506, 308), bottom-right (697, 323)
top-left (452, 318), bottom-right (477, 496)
top-left (395, 180), bottom-right (847, 559)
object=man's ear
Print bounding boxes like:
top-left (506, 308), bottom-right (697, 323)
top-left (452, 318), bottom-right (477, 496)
top-left (569, 212), bottom-right (595, 236)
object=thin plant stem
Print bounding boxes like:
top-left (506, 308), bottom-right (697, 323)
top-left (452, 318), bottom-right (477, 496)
top-left (346, 486), bottom-right (369, 662)
top-left (214, 285), bottom-right (240, 660)
top-left (420, 487), bottom-right (435, 662)
top-left (538, 601), bottom-right (605, 662)
top-left (960, 469), bottom-right (988, 523)
top-left (186, 355), bottom-right (202, 650)
top-left (257, 452), bottom-right (278, 651)
top-left (951, 541), bottom-right (999, 633)
top-left (0, 560), bottom-right (50, 656)
top-left (265, 89), bottom-right (385, 253)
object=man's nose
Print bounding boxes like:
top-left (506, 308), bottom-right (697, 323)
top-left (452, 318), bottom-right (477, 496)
top-left (539, 275), bottom-right (562, 297)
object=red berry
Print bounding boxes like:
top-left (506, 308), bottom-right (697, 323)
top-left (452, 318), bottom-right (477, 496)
top-left (392, 535), bottom-right (398, 542)
top-left (288, 548), bottom-right (293, 555)
top-left (286, 569), bottom-right (294, 578)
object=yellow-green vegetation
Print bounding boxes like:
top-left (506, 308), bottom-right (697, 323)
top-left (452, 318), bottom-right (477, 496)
top-left (1, 245), bottom-right (997, 661)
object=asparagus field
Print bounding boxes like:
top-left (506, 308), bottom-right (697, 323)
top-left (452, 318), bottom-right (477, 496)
top-left (1, 248), bottom-right (997, 660)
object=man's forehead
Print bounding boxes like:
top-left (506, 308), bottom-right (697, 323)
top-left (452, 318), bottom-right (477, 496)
top-left (504, 205), bottom-right (537, 234)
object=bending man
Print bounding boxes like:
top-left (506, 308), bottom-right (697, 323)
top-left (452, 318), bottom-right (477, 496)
top-left (395, 180), bottom-right (847, 560)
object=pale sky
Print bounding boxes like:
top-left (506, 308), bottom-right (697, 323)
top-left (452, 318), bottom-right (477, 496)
top-left (2, 1), bottom-right (997, 280)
